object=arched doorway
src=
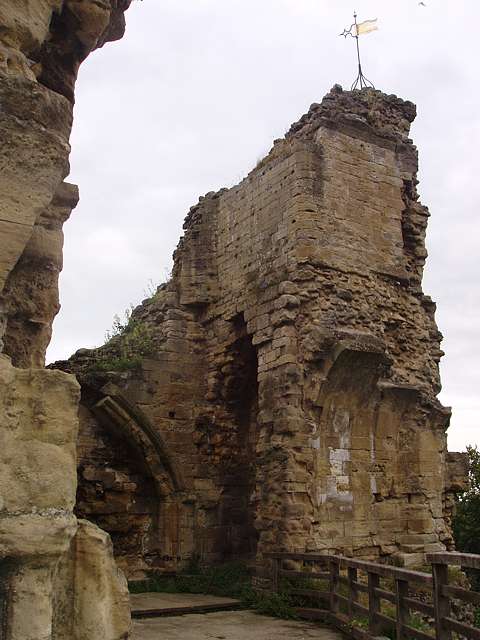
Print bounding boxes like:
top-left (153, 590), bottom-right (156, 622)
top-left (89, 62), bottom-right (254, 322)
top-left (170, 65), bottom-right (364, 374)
top-left (75, 384), bottom-right (187, 578)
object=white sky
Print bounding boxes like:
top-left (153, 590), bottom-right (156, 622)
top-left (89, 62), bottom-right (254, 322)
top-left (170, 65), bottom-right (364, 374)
top-left (48, 0), bottom-right (480, 452)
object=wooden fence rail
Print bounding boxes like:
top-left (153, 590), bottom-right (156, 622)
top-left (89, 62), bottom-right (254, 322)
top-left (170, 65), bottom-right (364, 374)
top-left (265, 552), bottom-right (480, 640)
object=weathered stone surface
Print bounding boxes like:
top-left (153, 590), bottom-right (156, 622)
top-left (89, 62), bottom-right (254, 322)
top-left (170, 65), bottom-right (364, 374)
top-left (53, 519), bottom-right (131, 640)
top-left (0, 355), bottom-right (79, 527)
top-left (58, 86), bottom-right (466, 575)
top-left (0, 0), bottom-right (132, 367)
top-left (3, 182), bottom-right (79, 368)
top-left (0, 354), bottom-right (79, 640)
top-left (0, 71), bottom-right (73, 299)
top-left (0, 0), bottom-right (130, 100)
top-left (0, 0), bottom-right (133, 637)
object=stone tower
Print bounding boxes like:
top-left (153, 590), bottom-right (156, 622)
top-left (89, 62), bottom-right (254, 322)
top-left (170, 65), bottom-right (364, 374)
top-left (57, 86), bottom-right (465, 577)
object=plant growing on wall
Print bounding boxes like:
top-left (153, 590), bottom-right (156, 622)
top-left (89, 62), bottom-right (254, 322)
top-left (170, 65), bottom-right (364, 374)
top-left (94, 307), bottom-right (155, 372)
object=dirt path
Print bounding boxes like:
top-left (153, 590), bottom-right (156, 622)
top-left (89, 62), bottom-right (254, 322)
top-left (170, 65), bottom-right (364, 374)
top-left (132, 610), bottom-right (344, 640)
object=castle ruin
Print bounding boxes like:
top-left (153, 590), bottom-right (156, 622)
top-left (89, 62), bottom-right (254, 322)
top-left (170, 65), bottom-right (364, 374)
top-left (55, 87), bottom-right (465, 580)
top-left (0, 2), bottom-right (467, 638)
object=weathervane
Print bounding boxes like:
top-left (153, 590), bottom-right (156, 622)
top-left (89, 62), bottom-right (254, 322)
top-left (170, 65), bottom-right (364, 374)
top-left (340, 12), bottom-right (378, 91)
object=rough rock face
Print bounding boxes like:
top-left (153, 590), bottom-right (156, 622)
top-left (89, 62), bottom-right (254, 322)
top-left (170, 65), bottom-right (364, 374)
top-left (0, 0), bottom-right (132, 637)
top-left (0, 0), bottom-right (131, 366)
top-left (0, 354), bottom-right (79, 640)
top-left (2, 182), bottom-right (79, 368)
top-left (58, 86), bottom-right (466, 577)
top-left (53, 519), bottom-right (131, 640)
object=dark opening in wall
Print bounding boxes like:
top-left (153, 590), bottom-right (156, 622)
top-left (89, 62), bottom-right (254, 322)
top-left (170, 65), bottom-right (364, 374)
top-left (219, 314), bottom-right (259, 561)
top-left (0, 561), bottom-right (13, 640)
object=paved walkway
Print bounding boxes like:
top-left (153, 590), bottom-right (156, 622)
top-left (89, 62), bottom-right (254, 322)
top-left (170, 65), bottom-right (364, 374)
top-left (132, 609), bottom-right (344, 640)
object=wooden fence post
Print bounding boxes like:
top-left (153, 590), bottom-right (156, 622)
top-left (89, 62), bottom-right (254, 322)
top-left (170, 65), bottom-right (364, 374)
top-left (395, 579), bottom-right (409, 640)
top-left (432, 560), bottom-right (451, 640)
top-left (271, 557), bottom-right (280, 593)
top-left (330, 559), bottom-right (340, 614)
top-left (348, 566), bottom-right (358, 620)
top-left (368, 571), bottom-right (381, 635)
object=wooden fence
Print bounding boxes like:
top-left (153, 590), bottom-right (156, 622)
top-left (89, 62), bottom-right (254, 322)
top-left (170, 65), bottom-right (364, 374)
top-left (265, 552), bottom-right (480, 640)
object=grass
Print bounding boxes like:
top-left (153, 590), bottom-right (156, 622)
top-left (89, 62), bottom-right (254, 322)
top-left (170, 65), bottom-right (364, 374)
top-left (350, 616), bottom-right (369, 630)
top-left (347, 608), bottom-right (432, 640)
top-left (128, 561), bottom-right (480, 629)
top-left (243, 590), bottom-right (298, 619)
top-left (128, 561), bottom-right (298, 619)
top-left (129, 561), bottom-right (251, 599)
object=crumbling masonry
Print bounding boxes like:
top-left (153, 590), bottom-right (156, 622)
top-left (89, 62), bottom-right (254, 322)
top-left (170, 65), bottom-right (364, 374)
top-left (55, 86), bottom-right (466, 580)
top-left (0, 2), bottom-right (132, 639)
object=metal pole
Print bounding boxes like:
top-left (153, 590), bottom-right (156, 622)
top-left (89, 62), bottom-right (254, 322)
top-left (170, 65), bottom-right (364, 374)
top-left (353, 12), bottom-right (364, 87)
top-left (342, 10), bottom-right (375, 91)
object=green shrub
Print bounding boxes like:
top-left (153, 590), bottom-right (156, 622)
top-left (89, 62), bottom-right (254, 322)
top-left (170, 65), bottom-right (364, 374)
top-left (242, 588), bottom-right (297, 619)
top-left (88, 308), bottom-right (155, 373)
top-left (408, 613), bottom-right (433, 635)
top-left (349, 616), bottom-right (369, 630)
top-left (128, 561), bottom-right (300, 619)
top-left (453, 446), bottom-right (480, 591)
top-left (128, 562), bottom-right (251, 599)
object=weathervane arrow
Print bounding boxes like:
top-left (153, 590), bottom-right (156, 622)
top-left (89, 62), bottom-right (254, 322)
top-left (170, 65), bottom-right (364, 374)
top-left (340, 11), bottom-right (377, 90)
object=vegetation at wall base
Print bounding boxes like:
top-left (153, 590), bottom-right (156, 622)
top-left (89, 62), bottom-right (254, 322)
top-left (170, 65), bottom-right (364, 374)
top-left (128, 551), bottom-right (480, 625)
top-left (128, 561), bottom-right (298, 619)
top-left (128, 561), bottom-right (251, 599)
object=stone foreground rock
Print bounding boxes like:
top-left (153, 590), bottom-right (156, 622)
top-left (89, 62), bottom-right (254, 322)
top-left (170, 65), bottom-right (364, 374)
top-left (58, 86), bottom-right (467, 578)
top-left (0, 1), bottom-right (133, 638)
top-left (53, 519), bottom-right (131, 640)
top-left (0, 355), bottom-right (78, 639)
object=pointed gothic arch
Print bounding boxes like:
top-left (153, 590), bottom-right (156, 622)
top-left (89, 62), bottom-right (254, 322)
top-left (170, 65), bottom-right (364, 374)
top-left (76, 382), bottom-right (191, 576)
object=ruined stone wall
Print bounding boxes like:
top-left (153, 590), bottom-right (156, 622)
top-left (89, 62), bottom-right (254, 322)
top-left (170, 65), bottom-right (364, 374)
top-left (61, 86), bottom-right (466, 576)
top-left (76, 403), bottom-right (161, 579)
top-left (0, 1), bottom-right (133, 637)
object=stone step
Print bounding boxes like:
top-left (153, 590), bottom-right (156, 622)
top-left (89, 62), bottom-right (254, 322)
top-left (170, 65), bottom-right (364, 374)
top-left (130, 592), bottom-right (242, 619)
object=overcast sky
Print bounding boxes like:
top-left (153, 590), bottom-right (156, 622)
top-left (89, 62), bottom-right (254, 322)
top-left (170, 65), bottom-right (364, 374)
top-left (48, 0), bottom-right (479, 452)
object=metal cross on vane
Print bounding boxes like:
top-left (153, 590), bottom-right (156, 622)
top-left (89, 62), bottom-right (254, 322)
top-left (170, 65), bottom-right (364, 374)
top-left (340, 12), bottom-right (378, 91)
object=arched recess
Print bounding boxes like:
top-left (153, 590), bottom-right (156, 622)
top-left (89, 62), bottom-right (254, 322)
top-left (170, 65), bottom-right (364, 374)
top-left (76, 382), bottom-right (191, 578)
top-left (306, 341), bottom-right (391, 555)
top-left (307, 338), bottom-right (449, 560)
top-left (315, 347), bottom-right (386, 501)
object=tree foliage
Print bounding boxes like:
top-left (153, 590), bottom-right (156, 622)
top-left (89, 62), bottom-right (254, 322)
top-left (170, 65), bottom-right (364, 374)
top-left (453, 446), bottom-right (480, 589)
